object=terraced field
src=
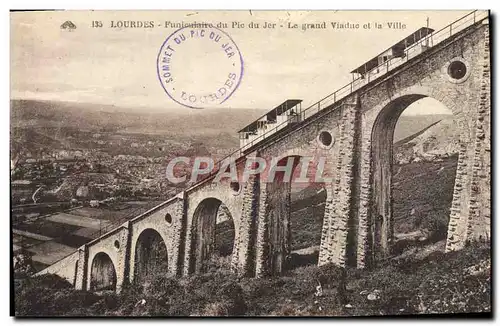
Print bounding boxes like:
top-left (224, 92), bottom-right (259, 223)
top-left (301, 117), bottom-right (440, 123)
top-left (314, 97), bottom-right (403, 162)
top-left (12, 201), bottom-right (162, 271)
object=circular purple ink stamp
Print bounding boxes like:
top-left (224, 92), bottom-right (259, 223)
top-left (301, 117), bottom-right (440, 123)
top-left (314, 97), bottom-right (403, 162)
top-left (157, 25), bottom-right (244, 109)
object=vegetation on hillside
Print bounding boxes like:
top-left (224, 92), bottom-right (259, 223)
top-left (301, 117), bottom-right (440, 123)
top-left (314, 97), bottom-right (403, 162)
top-left (14, 242), bottom-right (490, 317)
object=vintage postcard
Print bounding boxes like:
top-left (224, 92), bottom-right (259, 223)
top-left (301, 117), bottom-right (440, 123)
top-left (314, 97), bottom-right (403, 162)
top-left (11, 10), bottom-right (491, 317)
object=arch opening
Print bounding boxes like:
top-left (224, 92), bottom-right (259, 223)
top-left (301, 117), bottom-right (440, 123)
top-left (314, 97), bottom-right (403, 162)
top-left (265, 155), bottom-right (328, 274)
top-left (90, 252), bottom-right (117, 291)
top-left (371, 95), bottom-right (458, 262)
top-left (190, 198), bottom-right (235, 273)
top-left (134, 228), bottom-right (168, 284)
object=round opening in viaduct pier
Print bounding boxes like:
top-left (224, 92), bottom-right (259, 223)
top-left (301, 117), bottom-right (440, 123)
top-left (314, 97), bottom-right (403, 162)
top-left (318, 130), bottom-right (334, 148)
top-left (165, 213), bottom-right (172, 224)
top-left (230, 181), bottom-right (241, 194)
top-left (445, 58), bottom-right (470, 84)
top-left (447, 60), bottom-right (467, 80)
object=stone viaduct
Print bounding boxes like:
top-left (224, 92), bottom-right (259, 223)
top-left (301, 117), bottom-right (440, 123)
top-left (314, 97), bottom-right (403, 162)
top-left (37, 11), bottom-right (490, 293)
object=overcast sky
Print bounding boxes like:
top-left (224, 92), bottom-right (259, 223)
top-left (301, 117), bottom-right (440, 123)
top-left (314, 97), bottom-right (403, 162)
top-left (11, 10), bottom-right (474, 115)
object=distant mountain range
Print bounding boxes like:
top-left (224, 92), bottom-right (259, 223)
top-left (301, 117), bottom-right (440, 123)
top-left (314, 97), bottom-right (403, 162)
top-left (10, 99), bottom-right (266, 136)
top-left (10, 99), bottom-right (266, 158)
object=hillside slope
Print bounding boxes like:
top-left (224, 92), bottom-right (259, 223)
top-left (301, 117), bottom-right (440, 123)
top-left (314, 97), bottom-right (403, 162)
top-left (10, 99), bottom-right (266, 135)
top-left (14, 241), bottom-right (490, 316)
top-left (394, 116), bottom-right (459, 164)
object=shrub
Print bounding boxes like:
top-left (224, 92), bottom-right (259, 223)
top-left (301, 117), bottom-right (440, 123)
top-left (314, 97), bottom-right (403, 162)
top-left (16, 287), bottom-right (101, 316)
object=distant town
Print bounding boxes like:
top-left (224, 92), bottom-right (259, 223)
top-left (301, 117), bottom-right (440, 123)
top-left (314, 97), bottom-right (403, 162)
top-left (11, 131), bottom-right (236, 205)
top-left (10, 99), bottom-right (245, 272)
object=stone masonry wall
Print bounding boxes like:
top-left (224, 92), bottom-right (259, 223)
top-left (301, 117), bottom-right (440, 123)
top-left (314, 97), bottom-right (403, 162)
top-left (446, 20), bottom-right (491, 251)
top-left (318, 98), bottom-right (359, 267)
top-left (254, 174), bottom-right (269, 277)
top-left (232, 171), bottom-right (260, 276)
top-left (35, 250), bottom-right (80, 285)
top-left (464, 21), bottom-right (491, 243)
top-left (75, 246), bottom-right (88, 290)
top-left (128, 197), bottom-right (185, 283)
top-left (355, 115), bottom-right (374, 269)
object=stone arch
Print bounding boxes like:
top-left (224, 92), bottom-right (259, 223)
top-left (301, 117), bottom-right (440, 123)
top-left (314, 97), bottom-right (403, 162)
top-left (90, 252), bottom-right (117, 291)
top-left (267, 145), bottom-right (335, 182)
top-left (189, 197), bottom-right (236, 273)
top-left (364, 83), bottom-right (467, 142)
top-left (262, 147), bottom-right (322, 185)
top-left (133, 228), bottom-right (168, 284)
top-left (271, 147), bottom-right (312, 162)
top-left (354, 76), bottom-right (472, 264)
top-left (369, 93), bottom-right (458, 260)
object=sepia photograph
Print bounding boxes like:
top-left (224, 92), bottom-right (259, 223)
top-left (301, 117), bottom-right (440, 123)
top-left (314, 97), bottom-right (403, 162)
top-left (10, 9), bottom-right (491, 317)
